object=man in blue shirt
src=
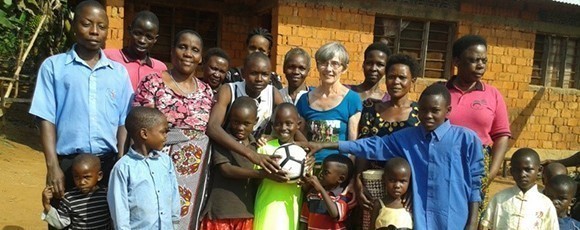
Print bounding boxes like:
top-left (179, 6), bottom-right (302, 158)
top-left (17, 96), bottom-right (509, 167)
top-left (108, 107), bottom-right (180, 229)
top-left (29, 0), bottom-right (133, 199)
top-left (303, 83), bottom-right (484, 230)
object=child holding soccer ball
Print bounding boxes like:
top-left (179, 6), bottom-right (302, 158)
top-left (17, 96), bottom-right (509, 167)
top-left (254, 103), bottom-right (303, 230)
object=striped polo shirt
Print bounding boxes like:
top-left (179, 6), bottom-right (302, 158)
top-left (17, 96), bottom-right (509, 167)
top-left (58, 187), bottom-right (112, 229)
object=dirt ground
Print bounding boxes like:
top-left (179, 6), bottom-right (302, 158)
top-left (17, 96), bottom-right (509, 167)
top-left (0, 103), bottom-right (519, 230)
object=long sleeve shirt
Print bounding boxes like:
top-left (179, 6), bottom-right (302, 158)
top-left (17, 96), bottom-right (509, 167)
top-left (481, 185), bottom-right (559, 230)
top-left (338, 120), bottom-right (484, 229)
top-left (107, 148), bottom-right (180, 230)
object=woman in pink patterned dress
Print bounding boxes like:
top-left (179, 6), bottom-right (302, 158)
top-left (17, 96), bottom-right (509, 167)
top-left (133, 30), bottom-right (213, 230)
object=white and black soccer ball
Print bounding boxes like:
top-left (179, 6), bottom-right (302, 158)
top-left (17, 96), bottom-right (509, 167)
top-left (272, 143), bottom-right (307, 183)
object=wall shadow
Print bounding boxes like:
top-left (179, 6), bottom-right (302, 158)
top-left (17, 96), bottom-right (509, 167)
top-left (508, 87), bottom-right (546, 148)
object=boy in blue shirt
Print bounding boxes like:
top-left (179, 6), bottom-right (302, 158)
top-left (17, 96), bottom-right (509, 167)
top-left (545, 174), bottom-right (580, 229)
top-left (29, 0), bottom-right (133, 199)
top-left (108, 107), bottom-right (180, 229)
top-left (303, 83), bottom-right (484, 229)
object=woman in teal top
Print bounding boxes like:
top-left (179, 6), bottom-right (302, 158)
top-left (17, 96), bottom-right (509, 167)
top-left (296, 42), bottom-right (362, 164)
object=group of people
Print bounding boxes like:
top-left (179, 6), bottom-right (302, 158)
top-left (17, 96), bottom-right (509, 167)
top-left (31, 1), bottom-right (577, 230)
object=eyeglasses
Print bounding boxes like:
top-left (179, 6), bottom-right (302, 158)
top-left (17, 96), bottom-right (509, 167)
top-left (130, 30), bottom-right (158, 42)
top-left (317, 60), bottom-right (343, 70)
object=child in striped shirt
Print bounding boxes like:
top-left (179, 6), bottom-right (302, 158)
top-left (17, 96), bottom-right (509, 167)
top-left (41, 153), bottom-right (112, 229)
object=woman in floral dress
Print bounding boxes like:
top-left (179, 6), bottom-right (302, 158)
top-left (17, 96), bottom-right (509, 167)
top-left (133, 30), bottom-right (213, 230)
top-left (354, 54), bottom-right (421, 230)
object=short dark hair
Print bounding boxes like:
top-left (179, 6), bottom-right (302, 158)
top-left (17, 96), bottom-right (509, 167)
top-left (243, 51), bottom-right (271, 69)
top-left (364, 42), bottom-right (392, 59)
top-left (203, 47), bottom-right (231, 64)
top-left (125, 107), bottom-right (166, 137)
top-left (386, 54), bottom-right (420, 79)
top-left (131, 10), bottom-right (159, 28)
top-left (173, 30), bottom-right (203, 48)
top-left (272, 102), bottom-right (299, 123)
top-left (419, 83), bottom-right (451, 106)
top-left (384, 157), bottom-right (411, 175)
top-left (229, 96), bottom-right (258, 118)
top-left (72, 153), bottom-right (101, 171)
top-left (510, 148), bottom-right (541, 167)
top-left (543, 162), bottom-right (568, 178)
top-left (452, 35), bottom-right (487, 58)
top-left (73, 0), bottom-right (106, 22)
top-left (246, 27), bottom-right (273, 51)
top-left (283, 48), bottom-right (311, 70)
top-left (323, 154), bottom-right (354, 187)
top-left (548, 174), bottom-right (577, 196)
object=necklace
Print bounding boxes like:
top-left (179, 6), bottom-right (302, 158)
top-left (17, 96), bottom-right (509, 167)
top-left (168, 69), bottom-right (197, 95)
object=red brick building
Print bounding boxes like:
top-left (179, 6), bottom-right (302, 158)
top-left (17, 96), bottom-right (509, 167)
top-left (102, 0), bottom-right (579, 158)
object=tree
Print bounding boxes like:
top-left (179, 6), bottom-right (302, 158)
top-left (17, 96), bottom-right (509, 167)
top-left (0, 0), bottom-right (72, 117)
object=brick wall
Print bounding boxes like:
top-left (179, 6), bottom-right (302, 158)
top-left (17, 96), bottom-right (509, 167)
top-left (273, 1), bottom-right (375, 87)
top-left (103, 0), bottom-right (125, 49)
top-left (455, 2), bottom-right (579, 156)
top-left (106, 0), bottom-right (578, 157)
top-left (272, 0), bottom-right (578, 156)
top-left (220, 15), bottom-right (255, 68)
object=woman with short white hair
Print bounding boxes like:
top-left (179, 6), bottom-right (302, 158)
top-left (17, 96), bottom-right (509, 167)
top-left (296, 42), bottom-right (362, 168)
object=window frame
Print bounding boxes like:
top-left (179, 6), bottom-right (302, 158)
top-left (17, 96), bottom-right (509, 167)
top-left (532, 33), bottom-right (580, 89)
top-left (373, 16), bottom-right (456, 79)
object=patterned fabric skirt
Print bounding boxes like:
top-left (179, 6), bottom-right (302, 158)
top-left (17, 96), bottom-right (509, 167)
top-left (163, 130), bottom-right (211, 230)
top-left (479, 145), bottom-right (492, 216)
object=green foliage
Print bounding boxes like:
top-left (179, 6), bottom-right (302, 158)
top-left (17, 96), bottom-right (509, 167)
top-left (0, 0), bottom-right (73, 78)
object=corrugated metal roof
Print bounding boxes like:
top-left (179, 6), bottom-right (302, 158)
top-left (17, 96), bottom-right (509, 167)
top-left (553, 0), bottom-right (580, 6)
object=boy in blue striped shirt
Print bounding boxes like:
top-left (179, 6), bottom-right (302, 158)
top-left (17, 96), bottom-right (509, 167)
top-left (41, 153), bottom-right (112, 229)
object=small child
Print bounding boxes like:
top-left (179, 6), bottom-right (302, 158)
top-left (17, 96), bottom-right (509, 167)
top-left (481, 148), bottom-right (558, 229)
top-left (545, 174), bottom-right (580, 229)
top-left (201, 96), bottom-right (272, 230)
top-left (41, 153), bottom-right (112, 229)
top-left (543, 162), bottom-right (568, 188)
top-left (300, 154), bottom-right (354, 230)
top-left (253, 103), bottom-right (303, 230)
top-left (371, 157), bottom-right (413, 230)
top-left (107, 107), bottom-right (179, 229)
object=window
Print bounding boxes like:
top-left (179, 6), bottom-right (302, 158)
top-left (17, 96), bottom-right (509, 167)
top-left (532, 34), bottom-right (580, 89)
top-left (374, 17), bottom-right (455, 79)
top-left (149, 5), bottom-right (219, 63)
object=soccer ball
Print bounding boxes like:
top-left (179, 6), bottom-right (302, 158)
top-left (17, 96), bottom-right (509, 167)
top-left (272, 143), bottom-right (307, 183)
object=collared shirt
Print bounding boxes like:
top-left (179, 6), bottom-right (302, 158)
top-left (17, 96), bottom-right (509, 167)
top-left (104, 48), bottom-right (167, 91)
top-left (107, 148), bottom-right (180, 230)
top-left (29, 45), bottom-right (133, 155)
top-left (481, 185), bottom-right (559, 230)
top-left (446, 77), bottom-right (511, 145)
top-left (559, 217), bottom-right (580, 230)
top-left (338, 120), bottom-right (484, 229)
